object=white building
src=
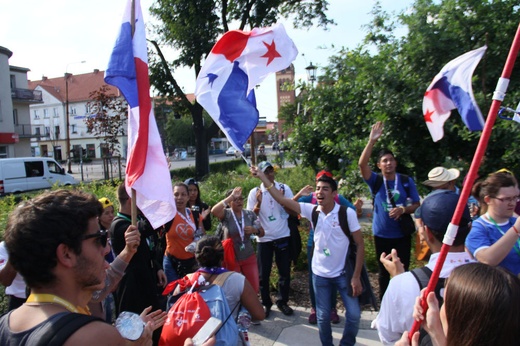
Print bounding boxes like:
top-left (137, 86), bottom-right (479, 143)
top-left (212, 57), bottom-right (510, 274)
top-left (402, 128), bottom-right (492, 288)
top-left (28, 70), bottom-right (127, 162)
top-left (0, 46), bottom-right (44, 158)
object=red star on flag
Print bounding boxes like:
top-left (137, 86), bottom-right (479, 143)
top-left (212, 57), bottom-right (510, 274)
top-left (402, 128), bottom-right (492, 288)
top-left (261, 40), bottom-right (281, 66)
top-left (424, 109), bottom-right (434, 123)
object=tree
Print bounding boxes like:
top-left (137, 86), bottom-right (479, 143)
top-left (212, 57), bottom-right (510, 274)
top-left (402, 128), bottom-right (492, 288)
top-left (283, 0), bottom-right (520, 194)
top-left (148, 0), bottom-right (333, 179)
top-left (85, 85), bottom-right (127, 157)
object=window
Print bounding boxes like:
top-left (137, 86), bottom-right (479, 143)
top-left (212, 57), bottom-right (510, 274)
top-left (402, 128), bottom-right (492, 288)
top-left (85, 104), bottom-right (91, 114)
top-left (40, 145), bottom-right (48, 157)
top-left (47, 161), bottom-right (62, 174)
top-left (87, 144), bottom-right (96, 158)
top-left (13, 109), bottom-right (18, 125)
top-left (53, 108), bottom-right (59, 117)
top-left (0, 146), bottom-right (7, 158)
top-left (71, 124), bottom-right (77, 133)
top-left (45, 127), bottom-right (50, 136)
top-left (54, 126), bottom-right (60, 139)
top-left (34, 127), bottom-right (41, 136)
top-left (43, 109), bottom-right (49, 118)
top-left (10, 75), bottom-right (16, 89)
top-left (70, 107), bottom-right (77, 115)
top-left (24, 161), bottom-right (44, 177)
top-left (33, 110), bottom-right (40, 120)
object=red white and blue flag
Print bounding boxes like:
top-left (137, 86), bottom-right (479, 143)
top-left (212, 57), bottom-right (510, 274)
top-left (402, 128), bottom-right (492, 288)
top-left (195, 24), bottom-right (298, 151)
top-left (105, 0), bottom-right (175, 228)
top-left (423, 46), bottom-right (487, 142)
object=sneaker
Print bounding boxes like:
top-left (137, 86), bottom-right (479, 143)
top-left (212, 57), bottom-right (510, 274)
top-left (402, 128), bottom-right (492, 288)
top-left (264, 305), bottom-right (271, 319)
top-left (308, 308), bottom-right (317, 324)
top-left (277, 303), bottom-right (294, 316)
top-left (330, 308), bottom-right (340, 324)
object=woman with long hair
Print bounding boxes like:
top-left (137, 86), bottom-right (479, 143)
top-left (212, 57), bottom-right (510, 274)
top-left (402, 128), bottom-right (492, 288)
top-left (399, 262), bottom-right (520, 346)
top-left (184, 178), bottom-right (212, 231)
top-left (465, 171), bottom-right (520, 275)
top-left (211, 187), bottom-right (264, 293)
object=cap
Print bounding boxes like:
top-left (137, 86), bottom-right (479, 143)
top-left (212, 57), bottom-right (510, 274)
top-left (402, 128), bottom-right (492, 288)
top-left (258, 161), bottom-right (273, 173)
top-left (99, 197), bottom-right (113, 209)
top-left (184, 178), bottom-right (197, 185)
top-left (423, 167), bottom-right (460, 187)
top-left (316, 170), bottom-right (333, 180)
top-left (419, 191), bottom-right (471, 233)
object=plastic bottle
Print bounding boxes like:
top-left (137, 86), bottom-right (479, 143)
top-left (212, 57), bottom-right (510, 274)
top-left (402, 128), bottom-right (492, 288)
top-left (237, 310), bottom-right (251, 344)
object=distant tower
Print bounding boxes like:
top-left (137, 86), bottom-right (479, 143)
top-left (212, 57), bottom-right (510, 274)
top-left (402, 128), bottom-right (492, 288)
top-left (275, 64), bottom-right (295, 141)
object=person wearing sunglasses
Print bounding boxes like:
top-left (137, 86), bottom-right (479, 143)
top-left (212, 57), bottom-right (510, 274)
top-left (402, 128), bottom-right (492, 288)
top-left (0, 189), bottom-right (161, 345)
top-left (465, 171), bottom-right (520, 275)
top-left (211, 187), bottom-right (264, 294)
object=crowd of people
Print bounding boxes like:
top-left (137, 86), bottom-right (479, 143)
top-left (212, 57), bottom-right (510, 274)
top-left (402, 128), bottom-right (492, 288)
top-left (1, 121), bottom-right (520, 345)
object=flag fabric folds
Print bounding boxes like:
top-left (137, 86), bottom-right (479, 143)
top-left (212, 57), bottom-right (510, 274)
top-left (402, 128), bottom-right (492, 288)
top-left (195, 24), bottom-right (298, 151)
top-left (423, 46), bottom-right (487, 142)
top-left (105, 0), bottom-right (175, 229)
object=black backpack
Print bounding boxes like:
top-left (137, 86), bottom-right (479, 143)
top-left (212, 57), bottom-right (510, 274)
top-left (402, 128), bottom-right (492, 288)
top-left (410, 266), bottom-right (446, 346)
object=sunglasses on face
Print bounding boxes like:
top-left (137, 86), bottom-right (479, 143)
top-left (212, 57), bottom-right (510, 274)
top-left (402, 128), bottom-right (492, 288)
top-left (233, 196), bottom-right (244, 202)
top-left (82, 229), bottom-right (108, 248)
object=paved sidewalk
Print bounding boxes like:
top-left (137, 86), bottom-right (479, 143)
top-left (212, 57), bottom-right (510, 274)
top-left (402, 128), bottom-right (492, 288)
top-left (247, 306), bottom-right (381, 345)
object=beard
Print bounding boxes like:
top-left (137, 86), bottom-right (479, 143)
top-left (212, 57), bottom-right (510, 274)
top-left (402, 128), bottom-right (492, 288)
top-left (74, 254), bottom-right (105, 290)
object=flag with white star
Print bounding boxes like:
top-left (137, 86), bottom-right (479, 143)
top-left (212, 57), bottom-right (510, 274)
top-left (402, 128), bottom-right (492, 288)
top-left (195, 23), bottom-right (298, 151)
top-left (422, 46), bottom-right (486, 142)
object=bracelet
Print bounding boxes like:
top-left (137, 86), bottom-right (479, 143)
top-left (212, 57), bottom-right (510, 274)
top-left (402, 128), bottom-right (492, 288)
top-left (400, 206), bottom-right (406, 214)
top-left (266, 183), bottom-right (274, 190)
top-left (513, 225), bottom-right (520, 236)
top-left (223, 201), bottom-right (229, 208)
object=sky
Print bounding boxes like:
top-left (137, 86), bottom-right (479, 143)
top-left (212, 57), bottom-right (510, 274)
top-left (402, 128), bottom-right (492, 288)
top-left (1, 0), bottom-right (413, 122)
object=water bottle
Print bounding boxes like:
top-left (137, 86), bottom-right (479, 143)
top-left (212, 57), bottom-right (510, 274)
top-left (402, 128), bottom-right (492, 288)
top-left (251, 219), bottom-right (261, 242)
top-left (185, 226), bottom-right (204, 253)
top-left (237, 310), bottom-right (251, 343)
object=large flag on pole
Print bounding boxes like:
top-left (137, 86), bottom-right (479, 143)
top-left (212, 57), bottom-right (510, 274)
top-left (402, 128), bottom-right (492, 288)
top-left (195, 24), bottom-right (298, 151)
top-left (423, 46), bottom-right (487, 142)
top-left (105, 0), bottom-right (175, 229)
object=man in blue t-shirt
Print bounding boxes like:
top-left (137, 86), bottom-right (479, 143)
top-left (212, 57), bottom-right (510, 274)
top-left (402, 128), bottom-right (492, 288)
top-left (358, 121), bottom-right (420, 299)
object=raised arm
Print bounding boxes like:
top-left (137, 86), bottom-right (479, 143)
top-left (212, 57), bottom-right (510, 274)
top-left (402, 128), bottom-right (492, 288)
top-left (358, 121), bottom-right (383, 180)
top-left (211, 187), bottom-right (241, 220)
top-left (249, 166), bottom-right (301, 214)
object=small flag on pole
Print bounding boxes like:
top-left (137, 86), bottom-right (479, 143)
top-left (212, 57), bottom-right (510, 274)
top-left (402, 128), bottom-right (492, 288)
top-left (105, 0), bottom-right (175, 228)
top-left (195, 23), bottom-right (298, 151)
top-left (423, 46), bottom-right (487, 142)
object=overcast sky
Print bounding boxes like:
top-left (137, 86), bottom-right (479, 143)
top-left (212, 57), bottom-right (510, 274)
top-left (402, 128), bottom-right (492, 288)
top-left (1, 0), bottom-right (413, 121)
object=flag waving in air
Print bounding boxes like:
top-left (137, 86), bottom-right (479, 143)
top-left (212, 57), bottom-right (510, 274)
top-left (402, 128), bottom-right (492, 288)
top-left (105, 0), bottom-right (175, 228)
top-left (423, 46), bottom-right (487, 142)
top-left (195, 24), bottom-right (298, 151)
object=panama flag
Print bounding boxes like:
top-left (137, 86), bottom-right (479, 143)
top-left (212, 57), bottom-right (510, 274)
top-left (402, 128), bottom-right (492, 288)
top-left (105, 0), bottom-right (176, 228)
top-left (423, 46), bottom-right (487, 142)
top-left (195, 24), bottom-right (298, 151)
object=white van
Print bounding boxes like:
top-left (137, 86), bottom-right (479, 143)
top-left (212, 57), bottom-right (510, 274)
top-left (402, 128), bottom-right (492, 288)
top-left (0, 157), bottom-right (78, 195)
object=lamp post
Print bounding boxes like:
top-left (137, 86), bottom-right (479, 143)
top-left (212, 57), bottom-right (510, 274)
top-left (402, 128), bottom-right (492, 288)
top-left (64, 61), bottom-right (86, 174)
top-left (305, 62), bottom-right (317, 87)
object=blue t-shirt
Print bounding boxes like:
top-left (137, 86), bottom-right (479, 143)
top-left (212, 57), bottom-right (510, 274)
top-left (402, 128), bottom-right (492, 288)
top-left (298, 193), bottom-right (355, 247)
top-left (364, 171), bottom-right (420, 238)
top-left (465, 216), bottom-right (520, 275)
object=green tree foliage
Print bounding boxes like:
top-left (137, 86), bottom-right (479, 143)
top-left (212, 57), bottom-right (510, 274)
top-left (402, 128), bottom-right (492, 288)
top-left (283, 0), bottom-right (520, 195)
top-left (147, 0), bottom-right (333, 179)
top-left (85, 85), bottom-right (127, 156)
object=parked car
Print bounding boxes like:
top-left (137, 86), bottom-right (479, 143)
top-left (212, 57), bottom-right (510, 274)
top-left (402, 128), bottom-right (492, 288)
top-left (271, 141), bottom-right (279, 150)
top-left (172, 148), bottom-right (188, 160)
top-left (0, 157), bottom-right (78, 195)
top-left (235, 144), bottom-right (251, 158)
top-left (226, 147), bottom-right (237, 156)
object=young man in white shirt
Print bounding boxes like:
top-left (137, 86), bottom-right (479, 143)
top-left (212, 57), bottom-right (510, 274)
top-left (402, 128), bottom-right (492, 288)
top-left (250, 165), bottom-right (364, 346)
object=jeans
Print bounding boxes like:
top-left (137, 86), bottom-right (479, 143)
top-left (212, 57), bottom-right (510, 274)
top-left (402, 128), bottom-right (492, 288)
top-left (374, 235), bottom-right (411, 300)
top-left (313, 273), bottom-right (360, 346)
top-left (163, 255), bottom-right (179, 283)
top-left (308, 245), bottom-right (338, 310)
top-left (257, 237), bottom-right (291, 307)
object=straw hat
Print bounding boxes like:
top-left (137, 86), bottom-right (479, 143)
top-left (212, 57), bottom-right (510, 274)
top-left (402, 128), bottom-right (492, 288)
top-left (422, 167), bottom-right (460, 187)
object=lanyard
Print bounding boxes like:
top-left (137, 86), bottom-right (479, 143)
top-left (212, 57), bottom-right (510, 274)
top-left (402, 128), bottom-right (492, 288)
top-left (383, 175), bottom-right (399, 205)
top-left (177, 208), bottom-right (196, 231)
top-left (231, 210), bottom-right (245, 242)
top-left (486, 213), bottom-right (520, 257)
top-left (27, 293), bottom-right (91, 315)
top-left (116, 212), bottom-right (131, 222)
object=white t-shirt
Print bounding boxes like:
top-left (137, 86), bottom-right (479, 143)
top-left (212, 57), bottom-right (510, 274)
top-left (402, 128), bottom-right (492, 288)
top-left (246, 181), bottom-right (293, 242)
top-left (299, 203), bottom-right (360, 278)
top-left (0, 241), bottom-right (26, 298)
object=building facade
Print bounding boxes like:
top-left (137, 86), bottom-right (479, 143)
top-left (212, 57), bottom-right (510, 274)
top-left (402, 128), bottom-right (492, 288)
top-left (28, 70), bottom-right (127, 162)
top-left (0, 46), bottom-right (44, 158)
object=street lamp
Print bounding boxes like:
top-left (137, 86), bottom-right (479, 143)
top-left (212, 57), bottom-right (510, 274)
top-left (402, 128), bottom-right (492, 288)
top-left (305, 62), bottom-right (317, 87)
top-left (64, 61), bottom-right (85, 173)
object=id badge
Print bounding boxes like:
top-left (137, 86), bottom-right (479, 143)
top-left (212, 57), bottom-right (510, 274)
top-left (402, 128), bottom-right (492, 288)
top-left (239, 243), bottom-right (245, 251)
top-left (323, 248), bottom-right (331, 256)
top-left (268, 216), bottom-right (276, 221)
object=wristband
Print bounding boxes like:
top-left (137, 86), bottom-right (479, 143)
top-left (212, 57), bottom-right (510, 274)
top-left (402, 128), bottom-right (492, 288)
top-left (400, 206), bottom-right (406, 214)
top-left (266, 183), bottom-right (274, 190)
top-left (513, 225), bottom-right (520, 237)
top-left (223, 201), bottom-right (229, 208)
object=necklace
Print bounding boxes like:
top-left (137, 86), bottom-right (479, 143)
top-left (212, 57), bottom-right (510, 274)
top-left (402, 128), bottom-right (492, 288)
top-left (26, 293), bottom-right (91, 315)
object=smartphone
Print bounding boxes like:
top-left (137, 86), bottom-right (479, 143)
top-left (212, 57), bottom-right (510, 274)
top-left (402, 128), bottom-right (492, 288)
top-left (191, 317), bottom-right (222, 346)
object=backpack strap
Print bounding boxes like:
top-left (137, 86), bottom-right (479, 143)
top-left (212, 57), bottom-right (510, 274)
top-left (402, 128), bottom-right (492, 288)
top-left (39, 313), bottom-right (103, 346)
top-left (372, 173), bottom-right (411, 208)
top-left (312, 205), bottom-right (351, 241)
top-left (212, 271), bottom-right (234, 286)
top-left (410, 267), bottom-right (445, 305)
